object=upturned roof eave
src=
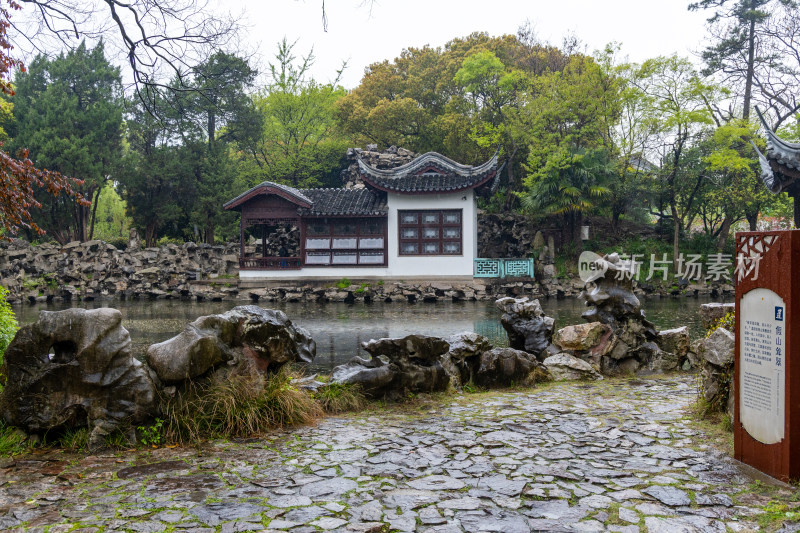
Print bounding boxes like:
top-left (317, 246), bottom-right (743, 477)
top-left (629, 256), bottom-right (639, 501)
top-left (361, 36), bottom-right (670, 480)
top-left (755, 107), bottom-right (800, 171)
top-left (357, 149), bottom-right (499, 180)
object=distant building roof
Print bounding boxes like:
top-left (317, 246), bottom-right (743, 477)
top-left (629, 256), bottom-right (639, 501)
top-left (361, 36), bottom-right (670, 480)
top-left (754, 107), bottom-right (800, 194)
top-left (357, 150), bottom-right (501, 194)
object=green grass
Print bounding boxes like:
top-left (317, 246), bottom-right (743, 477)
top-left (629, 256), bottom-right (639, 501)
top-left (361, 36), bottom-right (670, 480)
top-left (0, 421), bottom-right (28, 455)
top-left (757, 500), bottom-right (800, 530)
top-left (60, 427), bottom-right (89, 451)
top-left (313, 383), bottom-right (367, 413)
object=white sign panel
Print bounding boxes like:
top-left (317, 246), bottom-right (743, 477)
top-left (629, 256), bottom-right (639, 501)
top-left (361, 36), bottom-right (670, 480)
top-left (740, 288), bottom-right (786, 445)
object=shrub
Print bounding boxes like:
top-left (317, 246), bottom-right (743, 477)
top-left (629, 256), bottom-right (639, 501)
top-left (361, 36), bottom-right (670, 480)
top-left (0, 286), bottom-right (18, 379)
top-left (335, 277), bottom-right (352, 290)
top-left (156, 236), bottom-right (185, 247)
top-left (706, 311), bottom-right (735, 336)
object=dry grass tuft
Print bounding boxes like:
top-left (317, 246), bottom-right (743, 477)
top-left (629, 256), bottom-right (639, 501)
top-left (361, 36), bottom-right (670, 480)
top-left (161, 365), bottom-right (322, 444)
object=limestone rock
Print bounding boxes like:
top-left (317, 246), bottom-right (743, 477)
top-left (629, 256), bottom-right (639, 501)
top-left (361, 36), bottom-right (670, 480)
top-left (699, 302), bottom-right (734, 330)
top-left (330, 356), bottom-right (394, 397)
top-left (441, 332), bottom-right (492, 389)
top-left (475, 347), bottom-right (551, 388)
top-left (699, 327), bottom-right (734, 367)
top-left (0, 308), bottom-right (157, 449)
top-left (330, 335), bottom-right (450, 399)
top-left (553, 322), bottom-right (616, 356)
top-left (495, 297), bottom-right (555, 356)
top-left (580, 253), bottom-right (657, 342)
top-left (656, 326), bottom-right (690, 358)
top-left (543, 353), bottom-right (603, 381)
top-left (128, 228), bottom-right (142, 250)
top-left (146, 305), bottom-right (315, 382)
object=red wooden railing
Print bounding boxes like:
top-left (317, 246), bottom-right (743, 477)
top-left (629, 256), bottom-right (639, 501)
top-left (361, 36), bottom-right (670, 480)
top-left (239, 257), bottom-right (302, 270)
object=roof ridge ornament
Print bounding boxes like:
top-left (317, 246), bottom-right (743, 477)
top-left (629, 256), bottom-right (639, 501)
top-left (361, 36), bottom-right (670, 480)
top-left (356, 150), bottom-right (500, 194)
top-left (356, 150), bottom-right (499, 179)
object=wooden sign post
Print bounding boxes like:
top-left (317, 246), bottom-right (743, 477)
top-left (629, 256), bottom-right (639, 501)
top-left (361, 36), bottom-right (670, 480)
top-left (734, 230), bottom-right (800, 481)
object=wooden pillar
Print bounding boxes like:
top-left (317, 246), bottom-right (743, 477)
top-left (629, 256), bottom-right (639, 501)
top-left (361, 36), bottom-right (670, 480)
top-left (261, 226), bottom-right (267, 258)
top-left (298, 217), bottom-right (305, 267)
top-left (239, 218), bottom-right (245, 261)
top-left (793, 192), bottom-right (800, 230)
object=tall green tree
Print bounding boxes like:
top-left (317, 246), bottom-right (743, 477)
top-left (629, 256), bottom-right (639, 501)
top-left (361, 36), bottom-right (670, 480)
top-left (520, 147), bottom-right (613, 251)
top-left (454, 50), bottom-right (529, 209)
top-left (11, 40), bottom-right (123, 243)
top-left (238, 38), bottom-right (348, 189)
top-left (118, 91), bottom-right (195, 247)
top-left (336, 31), bottom-right (573, 188)
top-left (168, 52), bottom-right (257, 244)
top-left (516, 52), bottom-right (622, 250)
top-left (635, 56), bottom-right (718, 265)
top-left (699, 120), bottom-right (775, 244)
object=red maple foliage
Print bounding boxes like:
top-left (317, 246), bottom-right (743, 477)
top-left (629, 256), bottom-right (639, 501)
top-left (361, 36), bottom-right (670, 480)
top-left (0, 0), bottom-right (87, 238)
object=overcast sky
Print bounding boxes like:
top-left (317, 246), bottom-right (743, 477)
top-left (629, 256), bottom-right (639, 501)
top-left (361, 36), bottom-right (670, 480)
top-left (232, 0), bottom-right (712, 89)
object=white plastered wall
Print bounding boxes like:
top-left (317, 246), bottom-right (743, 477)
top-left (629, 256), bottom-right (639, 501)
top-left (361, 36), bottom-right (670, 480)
top-left (239, 190), bottom-right (478, 280)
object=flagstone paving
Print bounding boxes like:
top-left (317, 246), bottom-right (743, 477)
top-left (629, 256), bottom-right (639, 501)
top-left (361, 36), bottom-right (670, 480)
top-left (1, 374), bottom-right (799, 532)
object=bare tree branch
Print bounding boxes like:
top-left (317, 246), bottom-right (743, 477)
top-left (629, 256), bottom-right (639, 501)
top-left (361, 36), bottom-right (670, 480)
top-left (13, 0), bottom-right (241, 115)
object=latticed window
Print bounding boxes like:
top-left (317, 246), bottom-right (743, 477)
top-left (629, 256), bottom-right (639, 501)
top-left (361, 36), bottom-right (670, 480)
top-left (303, 219), bottom-right (387, 266)
top-left (398, 210), bottom-right (462, 256)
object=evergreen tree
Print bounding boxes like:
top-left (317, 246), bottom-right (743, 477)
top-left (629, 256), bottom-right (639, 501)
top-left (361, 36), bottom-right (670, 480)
top-left (11, 41), bottom-right (123, 242)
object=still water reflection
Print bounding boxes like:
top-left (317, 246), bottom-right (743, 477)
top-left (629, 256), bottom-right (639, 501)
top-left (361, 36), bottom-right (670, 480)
top-left (14, 295), bottom-right (728, 371)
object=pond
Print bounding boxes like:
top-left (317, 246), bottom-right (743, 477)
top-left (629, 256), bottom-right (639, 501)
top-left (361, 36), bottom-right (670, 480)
top-left (13, 295), bottom-right (729, 372)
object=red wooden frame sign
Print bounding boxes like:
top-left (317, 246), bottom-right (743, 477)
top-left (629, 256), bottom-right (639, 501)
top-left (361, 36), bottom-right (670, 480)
top-left (734, 230), bottom-right (800, 481)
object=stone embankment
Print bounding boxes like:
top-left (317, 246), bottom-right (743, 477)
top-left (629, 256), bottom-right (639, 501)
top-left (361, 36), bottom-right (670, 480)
top-left (0, 238), bottom-right (733, 305)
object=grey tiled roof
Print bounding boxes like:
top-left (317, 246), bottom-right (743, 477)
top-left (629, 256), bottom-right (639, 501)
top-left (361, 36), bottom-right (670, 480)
top-left (357, 151), bottom-right (500, 193)
top-left (224, 181), bottom-right (387, 216)
top-left (223, 181), bottom-right (313, 210)
top-left (298, 188), bottom-right (387, 216)
top-left (755, 108), bottom-right (800, 194)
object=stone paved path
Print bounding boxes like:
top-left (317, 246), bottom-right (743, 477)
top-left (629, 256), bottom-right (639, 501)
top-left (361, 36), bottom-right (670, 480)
top-left (1, 374), bottom-right (798, 532)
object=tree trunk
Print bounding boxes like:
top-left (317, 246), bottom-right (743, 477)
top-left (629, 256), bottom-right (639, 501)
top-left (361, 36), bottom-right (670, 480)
top-left (611, 207), bottom-right (622, 234)
top-left (672, 204), bottom-right (681, 272)
top-left (562, 214), bottom-right (572, 252)
top-left (743, 15), bottom-right (756, 120)
top-left (77, 203), bottom-right (88, 242)
top-left (574, 211), bottom-right (584, 254)
top-left (145, 222), bottom-right (157, 248)
top-left (745, 210), bottom-right (758, 231)
top-left (208, 111), bottom-right (216, 147)
top-left (204, 223), bottom-right (214, 244)
top-left (716, 216), bottom-right (733, 251)
top-left (88, 181), bottom-right (107, 241)
top-left (503, 148), bottom-right (518, 211)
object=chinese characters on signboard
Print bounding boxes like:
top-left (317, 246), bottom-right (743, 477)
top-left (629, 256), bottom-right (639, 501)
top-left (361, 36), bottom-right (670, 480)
top-left (740, 288), bottom-right (786, 445)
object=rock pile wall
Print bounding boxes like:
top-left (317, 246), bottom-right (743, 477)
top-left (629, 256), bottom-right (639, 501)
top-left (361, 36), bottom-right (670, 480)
top-left (0, 238), bottom-right (584, 304)
top-left (0, 238), bottom-right (240, 304)
top-left (341, 145), bottom-right (417, 188)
